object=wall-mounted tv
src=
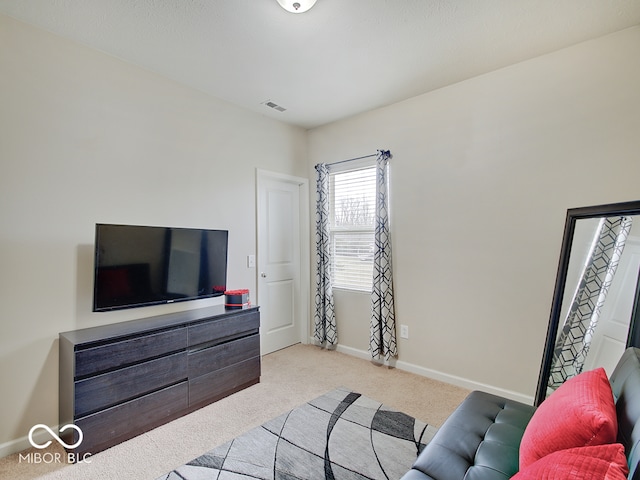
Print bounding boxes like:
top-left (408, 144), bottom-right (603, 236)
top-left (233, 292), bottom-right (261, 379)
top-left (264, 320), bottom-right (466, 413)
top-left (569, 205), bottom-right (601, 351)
top-left (93, 223), bottom-right (228, 312)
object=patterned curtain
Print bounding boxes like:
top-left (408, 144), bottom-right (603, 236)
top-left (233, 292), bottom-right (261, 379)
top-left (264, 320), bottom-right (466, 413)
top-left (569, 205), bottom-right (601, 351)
top-left (370, 150), bottom-right (397, 360)
top-left (548, 216), bottom-right (633, 390)
top-left (314, 163), bottom-right (337, 347)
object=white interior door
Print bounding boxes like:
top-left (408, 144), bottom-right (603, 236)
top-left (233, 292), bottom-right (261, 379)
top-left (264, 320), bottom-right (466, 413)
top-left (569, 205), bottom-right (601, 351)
top-left (257, 170), bottom-right (309, 354)
top-left (584, 236), bottom-right (640, 375)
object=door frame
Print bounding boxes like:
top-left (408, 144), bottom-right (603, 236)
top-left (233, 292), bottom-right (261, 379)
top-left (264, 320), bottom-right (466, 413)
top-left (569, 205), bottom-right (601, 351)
top-left (256, 169), bottom-right (311, 349)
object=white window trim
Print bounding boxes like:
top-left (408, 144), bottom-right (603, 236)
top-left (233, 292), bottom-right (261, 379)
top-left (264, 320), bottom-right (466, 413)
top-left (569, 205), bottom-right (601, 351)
top-left (328, 158), bottom-right (377, 293)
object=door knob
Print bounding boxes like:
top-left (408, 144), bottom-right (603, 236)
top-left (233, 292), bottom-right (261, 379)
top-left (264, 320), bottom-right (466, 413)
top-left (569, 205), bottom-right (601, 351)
top-left (261, 272), bottom-right (267, 278)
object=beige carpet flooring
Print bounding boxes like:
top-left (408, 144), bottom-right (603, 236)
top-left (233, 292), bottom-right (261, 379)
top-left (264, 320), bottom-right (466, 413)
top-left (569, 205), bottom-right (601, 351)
top-left (0, 344), bottom-right (470, 480)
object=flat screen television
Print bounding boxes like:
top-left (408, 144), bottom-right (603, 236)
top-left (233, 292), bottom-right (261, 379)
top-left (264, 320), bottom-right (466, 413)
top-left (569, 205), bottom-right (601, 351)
top-left (93, 223), bottom-right (228, 312)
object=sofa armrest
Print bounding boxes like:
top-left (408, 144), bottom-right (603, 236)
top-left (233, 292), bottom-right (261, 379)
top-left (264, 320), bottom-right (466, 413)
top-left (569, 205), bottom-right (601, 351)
top-left (402, 391), bottom-right (535, 480)
top-left (609, 347), bottom-right (640, 480)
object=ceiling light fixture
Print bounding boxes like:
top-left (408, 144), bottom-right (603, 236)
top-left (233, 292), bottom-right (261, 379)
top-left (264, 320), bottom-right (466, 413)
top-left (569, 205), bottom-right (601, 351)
top-left (276, 0), bottom-right (317, 13)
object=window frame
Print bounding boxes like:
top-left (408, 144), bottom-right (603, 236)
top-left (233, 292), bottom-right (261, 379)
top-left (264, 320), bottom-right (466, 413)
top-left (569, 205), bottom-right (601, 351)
top-left (328, 159), bottom-right (377, 292)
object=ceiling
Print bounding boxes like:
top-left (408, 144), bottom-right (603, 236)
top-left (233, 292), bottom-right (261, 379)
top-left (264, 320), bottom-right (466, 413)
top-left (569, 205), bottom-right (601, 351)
top-left (1, 0), bottom-right (640, 129)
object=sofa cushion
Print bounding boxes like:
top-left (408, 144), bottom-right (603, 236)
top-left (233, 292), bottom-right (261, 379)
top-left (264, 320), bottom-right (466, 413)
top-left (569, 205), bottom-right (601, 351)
top-left (512, 443), bottom-right (629, 480)
top-left (403, 391), bottom-right (535, 480)
top-left (519, 367), bottom-right (617, 468)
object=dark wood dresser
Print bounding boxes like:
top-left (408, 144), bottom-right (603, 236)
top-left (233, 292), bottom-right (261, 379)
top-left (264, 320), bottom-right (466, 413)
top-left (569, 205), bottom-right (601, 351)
top-left (59, 305), bottom-right (260, 457)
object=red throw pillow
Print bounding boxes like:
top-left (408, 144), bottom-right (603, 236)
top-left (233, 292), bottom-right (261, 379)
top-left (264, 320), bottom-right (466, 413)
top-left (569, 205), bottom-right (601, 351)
top-left (519, 367), bottom-right (617, 468)
top-left (513, 443), bottom-right (629, 479)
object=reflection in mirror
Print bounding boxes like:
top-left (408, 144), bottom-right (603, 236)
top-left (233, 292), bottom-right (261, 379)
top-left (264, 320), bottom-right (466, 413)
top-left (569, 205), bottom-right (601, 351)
top-left (535, 201), bottom-right (640, 406)
top-left (548, 216), bottom-right (635, 392)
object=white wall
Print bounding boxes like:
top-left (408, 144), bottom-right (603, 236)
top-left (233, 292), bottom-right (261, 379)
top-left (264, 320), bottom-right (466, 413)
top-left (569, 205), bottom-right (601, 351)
top-left (307, 26), bottom-right (640, 402)
top-left (0, 14), bottom-right (307, 454)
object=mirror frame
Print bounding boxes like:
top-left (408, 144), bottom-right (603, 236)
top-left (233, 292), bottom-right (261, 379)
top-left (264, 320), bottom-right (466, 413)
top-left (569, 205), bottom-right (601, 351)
top-left (535, 199), bottom-right (640, 406)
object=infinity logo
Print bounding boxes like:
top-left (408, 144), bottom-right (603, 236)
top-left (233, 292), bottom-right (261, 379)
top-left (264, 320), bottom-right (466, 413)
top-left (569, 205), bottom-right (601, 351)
top-left (28, 424), bottom-right (83, 450)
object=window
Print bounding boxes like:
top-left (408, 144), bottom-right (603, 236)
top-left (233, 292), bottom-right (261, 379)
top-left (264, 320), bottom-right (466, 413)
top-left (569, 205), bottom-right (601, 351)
top-left (330, 165), bottom-right (376, 291)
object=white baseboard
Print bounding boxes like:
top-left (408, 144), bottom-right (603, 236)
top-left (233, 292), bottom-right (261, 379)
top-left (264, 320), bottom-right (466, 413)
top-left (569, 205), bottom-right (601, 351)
top-left (335, 343), bottom-right (535, 405)
top-left (0, 423), bottom-right (60, 459)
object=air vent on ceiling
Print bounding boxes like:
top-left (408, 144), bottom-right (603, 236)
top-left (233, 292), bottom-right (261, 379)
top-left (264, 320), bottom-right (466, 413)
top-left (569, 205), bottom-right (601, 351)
top-left (261, 100), bottom-right (287, 112)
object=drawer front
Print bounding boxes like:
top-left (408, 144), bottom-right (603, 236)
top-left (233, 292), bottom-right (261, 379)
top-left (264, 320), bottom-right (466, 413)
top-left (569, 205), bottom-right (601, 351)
top-left (75, 352), bottom-right (187, 417)
top-left (74, 381), bottom-right (188, 456)
top-left (188, 311), bottom-right (259, 347)
top-left (189, 334), bottom-right (260, 379)
top-left (189, 356), bottom-right (261, 407)
top-left (75, 327), bottom-right (188, 378)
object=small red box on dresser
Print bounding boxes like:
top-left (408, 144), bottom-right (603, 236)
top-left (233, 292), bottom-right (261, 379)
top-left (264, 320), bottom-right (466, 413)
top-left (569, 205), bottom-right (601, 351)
top-left (224, 289), bottom-right (250, 309)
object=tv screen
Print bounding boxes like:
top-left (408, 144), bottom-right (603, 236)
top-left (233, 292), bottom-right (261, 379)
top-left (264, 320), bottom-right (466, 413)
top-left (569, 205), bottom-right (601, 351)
top-left (93, 223), bottom-right (228, 312)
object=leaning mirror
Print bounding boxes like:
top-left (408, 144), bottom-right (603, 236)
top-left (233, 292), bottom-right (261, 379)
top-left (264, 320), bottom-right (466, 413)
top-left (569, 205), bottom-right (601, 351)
top-left (535, 200), bottom-right (640, 406)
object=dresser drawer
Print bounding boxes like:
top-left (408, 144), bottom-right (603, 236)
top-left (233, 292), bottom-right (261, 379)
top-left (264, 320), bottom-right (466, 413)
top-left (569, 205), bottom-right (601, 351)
top-left (189, 356), bottom-right (261, 407)
top-left (75, 381), bottom-right (188, 456)
top-left (75, 327), bottom-right (188, 378)
top-left (74, 352), bottom-right (187, 417)
top-left (189, 334), bottom-right (260, 379)
top-left (188, 310), bottom-right (259, 346)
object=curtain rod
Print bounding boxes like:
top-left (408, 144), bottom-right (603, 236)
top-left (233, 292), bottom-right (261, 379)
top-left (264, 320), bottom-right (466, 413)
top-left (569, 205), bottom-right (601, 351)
top-left (326, 149), bottom-right (391, 167)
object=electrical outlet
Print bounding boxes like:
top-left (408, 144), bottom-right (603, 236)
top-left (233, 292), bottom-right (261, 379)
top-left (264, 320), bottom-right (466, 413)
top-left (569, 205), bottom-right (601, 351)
top-left (400, 324), bottom-right (409, 339)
